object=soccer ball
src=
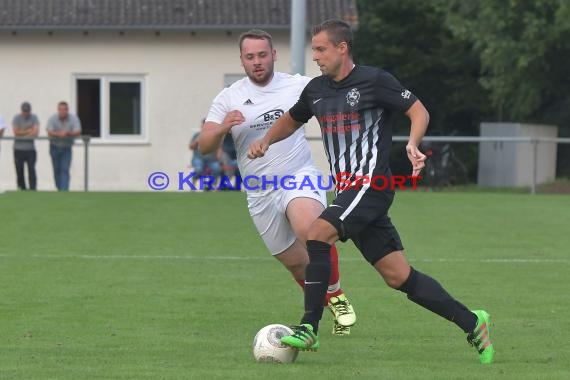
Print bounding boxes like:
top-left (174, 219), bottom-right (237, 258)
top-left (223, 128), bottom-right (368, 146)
top-left (252, 324), bottom-right (299, 363)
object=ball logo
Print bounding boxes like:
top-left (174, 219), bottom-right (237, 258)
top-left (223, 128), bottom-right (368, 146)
top-left (346, 88), bottom-right (360, 107)
top-left (252, 324), bottom-right (299, 364)
top-left (266, 326), bottom-right (288, 348)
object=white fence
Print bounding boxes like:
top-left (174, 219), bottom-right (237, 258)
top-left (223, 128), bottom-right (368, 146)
top-left (2, 135), bottom-right (569, 193)
top-left (0, 136), bottom-right (91, 191)
top-left (309, 135), bottom-right (570, 194)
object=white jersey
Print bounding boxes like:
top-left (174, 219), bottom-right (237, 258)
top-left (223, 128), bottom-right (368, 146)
top-left (206, 72), bottom-right (314, 187)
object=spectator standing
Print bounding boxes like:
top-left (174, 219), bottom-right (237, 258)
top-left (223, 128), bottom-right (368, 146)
top-left (46, 101), bottom-right (81, 191)
top-left (12, 102), bottom-right (39, 191)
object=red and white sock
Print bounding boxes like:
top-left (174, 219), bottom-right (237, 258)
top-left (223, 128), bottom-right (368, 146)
top-left (325, 244), bottom-right (343, 303)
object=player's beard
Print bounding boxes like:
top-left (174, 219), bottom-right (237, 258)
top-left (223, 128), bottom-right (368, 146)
top-left (246, 65), bottom-right (274, 86)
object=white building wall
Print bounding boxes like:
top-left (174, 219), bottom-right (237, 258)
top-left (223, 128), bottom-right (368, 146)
top-left (0, 30), bottom-right (328, 191)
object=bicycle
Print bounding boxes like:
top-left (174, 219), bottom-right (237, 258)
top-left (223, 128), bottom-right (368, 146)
top-left (422, 140), bottom-right (469, 190)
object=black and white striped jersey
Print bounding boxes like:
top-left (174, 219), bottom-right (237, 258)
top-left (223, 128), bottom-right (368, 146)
top-left (289, 65), bottom-right (417, 190)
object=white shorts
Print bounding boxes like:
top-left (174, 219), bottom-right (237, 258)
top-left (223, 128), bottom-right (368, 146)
top-left (247, 168), bottom-right (328, 255)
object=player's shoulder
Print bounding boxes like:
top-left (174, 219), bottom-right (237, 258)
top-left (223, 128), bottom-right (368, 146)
top-left (222, 76), bottom-right (249, 93)
top-left (357, 65), bottom-right (382, 73)
top-left (212, 76), bottom-right (249, 103)
top-left (302, 74), bottom-right (328, 90)
top-left (354, 65), bottom-right (387, 79)
top-left (357, 65), bottom-right (400, 82)
top-left (274, 72), bottom-right (312, 86)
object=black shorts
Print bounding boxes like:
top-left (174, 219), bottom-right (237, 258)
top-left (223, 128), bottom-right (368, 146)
top-left (320, 188), bottom-right (404, 265)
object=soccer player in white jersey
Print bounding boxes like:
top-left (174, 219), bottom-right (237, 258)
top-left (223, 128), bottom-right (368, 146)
top-left (199, 29), bottom-right (356, 335)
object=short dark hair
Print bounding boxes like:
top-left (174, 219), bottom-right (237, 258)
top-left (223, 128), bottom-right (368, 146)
top-left (312, 19), bottom-right (353, 55)
top-left (238, 29), bottom-right (274, 52)
top-left (58, 101), bottom-right (68, 108)
top-left (21, 101), bottom-right (31, 112)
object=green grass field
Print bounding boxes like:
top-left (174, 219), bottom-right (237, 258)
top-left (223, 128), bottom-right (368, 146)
top-left (1, 191), bottom-right (568, 379)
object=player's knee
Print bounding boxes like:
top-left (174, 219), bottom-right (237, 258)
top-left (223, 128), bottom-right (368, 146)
top-left (382, 271), bottom-right (408, 289)
top-left (306, 219), bottom-right (338, 243)
top-left (286, 261), bottom-right (307, 278)
top-left (293, 229), bottom-right (309, 245)
top-left (306, 227), bottom-right (320, 241)
top-left (384, 276), bottom-right (405, 289)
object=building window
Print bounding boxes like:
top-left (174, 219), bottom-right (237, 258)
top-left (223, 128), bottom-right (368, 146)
top-left (75, 75), bottom-right (146, 142)
top-left (77, 79), bottom-right (101, 138)
top-left (224, 74), bottom-right (245, 87)
top-left (110, 82), bottom-right (141, 135)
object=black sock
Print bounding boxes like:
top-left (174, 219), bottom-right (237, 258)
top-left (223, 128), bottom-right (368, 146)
top-left (300, 240), bottom-right (331, 334)
top-left (398, 267), bottom-right (477, 333)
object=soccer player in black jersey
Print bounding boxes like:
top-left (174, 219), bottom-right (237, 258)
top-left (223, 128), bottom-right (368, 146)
top-left (248, 19), bottom-right (494, 364)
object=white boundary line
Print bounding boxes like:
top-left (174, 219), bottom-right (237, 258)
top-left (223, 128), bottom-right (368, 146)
top-left (0, 254), bottom-right (567, 263)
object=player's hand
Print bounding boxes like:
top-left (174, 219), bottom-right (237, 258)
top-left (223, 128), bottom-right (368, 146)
top-left (406, 144), bottom-right (426, 176)
top-left (222, 110), bottom-right (245, 132)
top-left (247, 139), bottom-right (269, 159)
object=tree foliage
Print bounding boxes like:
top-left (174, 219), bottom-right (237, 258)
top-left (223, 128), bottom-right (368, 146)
top-left (354, 0), bottom-right (570, 177)
top-left (354, 0), bottom-right (492, 137)
top-left (354, 0), bottom-right (570, 132)
top-left (439, 0), bottom-right (570, 127)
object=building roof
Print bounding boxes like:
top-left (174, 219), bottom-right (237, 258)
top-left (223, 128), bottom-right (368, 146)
top-left (0, 0), bottom-right (358, 31)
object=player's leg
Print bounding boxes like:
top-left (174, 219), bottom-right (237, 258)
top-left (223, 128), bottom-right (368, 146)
top-left (248, 191), bottom-right (307, 284)
top-left (59, 147), bottom-right (72, 191)
top-left (50, 145), bottom-right (63, 191)
top-left (248, 197), bottom-right (322, 323)
top-left (280, 218), bottom-right (337, 350)
top-left (14, 149), bottom-right (26, 190)
top-left (273, 239), bottom-right (308, 282)
top-left (286, 197), bottom-right (342, 296)
top-left (376, 253), bottom-right (493, 363)
top-left (28, 150), bottom-right (37, 191)
top-left (22, 151), bottom-right (33, 190)
top-left (356, 215), bottom-right (494, 364)
top-left (282, 185), bottom-right (383, 350)
top-left (191, 156), bottom-right (205, 188)
top-left (206, 158), bottom-right (222, 189)
top-left (286, 196), bottom-right (356, 332)
top-left (191, 156), bottom-right (205, 176)
top-left (281, 187), bottom-right (400, 350)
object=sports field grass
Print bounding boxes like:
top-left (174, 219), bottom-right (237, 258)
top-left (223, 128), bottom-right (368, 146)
top-left (0, 191), bottom-right (568, 379)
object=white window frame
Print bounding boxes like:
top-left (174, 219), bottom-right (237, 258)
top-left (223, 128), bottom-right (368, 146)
top-left (72, 73), bottom-right (148, 144)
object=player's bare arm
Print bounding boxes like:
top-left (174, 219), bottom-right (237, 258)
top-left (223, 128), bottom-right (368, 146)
top-left (405, 100), bottom-right (430, 176)
top-left (247, 112), bottom-right (302, 159)
top-left (199, 110), bottom-right (245, 154)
